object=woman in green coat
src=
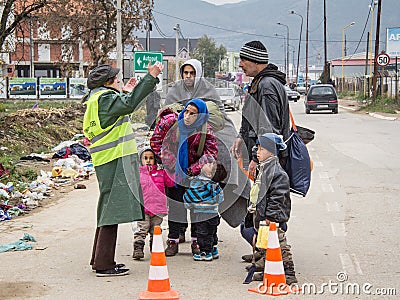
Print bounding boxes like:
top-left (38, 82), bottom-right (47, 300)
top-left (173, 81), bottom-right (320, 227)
top-left (83, 62), bottom-right (163, 277)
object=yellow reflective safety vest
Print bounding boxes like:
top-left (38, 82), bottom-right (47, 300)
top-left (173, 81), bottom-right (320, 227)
top-left (83, 89), bottom-right (137, 166)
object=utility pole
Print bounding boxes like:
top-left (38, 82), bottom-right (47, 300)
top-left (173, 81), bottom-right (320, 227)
top-left (116, 0), bottom-right (123, 79)
top-left (289, 10), bottom-right (303, 86)
top-left (369, 1), bottom-right (378, 96)
top-left (364, 33), bottom-right (370, 97)
top-left (146, 9), bottom-right (152, 51)
top-left (323, 0), bottom-right (329, 83)
top-left (174, 24), bottom-right (180, 81)
top-left (372, 0), bottom-right (382, 102)
top-left (29, 17), bottom-right (34, 78)
top-left (274, 33), bottom-right (286, 75)
top-left (342, 22), bottom-right (355, 92)
top-left (277, 22), bottom-right (290, 83)
top-left (306, 0), bottom-right (309, 93)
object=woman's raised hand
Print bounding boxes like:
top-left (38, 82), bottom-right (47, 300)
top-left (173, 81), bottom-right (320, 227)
top-left (122, 77), bottom-right (138, 93)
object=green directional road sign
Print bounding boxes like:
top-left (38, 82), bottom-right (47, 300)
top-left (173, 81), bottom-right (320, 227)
top-left (134, 51), bottom-right (163, 72)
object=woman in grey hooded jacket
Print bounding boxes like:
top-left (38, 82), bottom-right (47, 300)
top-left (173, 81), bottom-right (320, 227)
top-left (165, 59), bottom-right (251, 228)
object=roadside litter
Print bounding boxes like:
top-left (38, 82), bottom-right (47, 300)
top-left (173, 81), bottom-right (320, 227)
top-left (0, 233), bottom-right (37, 253)
top-left (0, 135), bottom-right (94, 223)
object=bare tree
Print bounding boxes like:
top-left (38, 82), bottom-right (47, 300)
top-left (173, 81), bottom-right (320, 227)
top-left (41, 0), bottom-right (153, 66)
top-left (0, 0), bottom-right (48, 51)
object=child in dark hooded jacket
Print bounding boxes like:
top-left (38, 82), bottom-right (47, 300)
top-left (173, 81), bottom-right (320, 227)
top-left (245, 133), bottom-right (297, 285)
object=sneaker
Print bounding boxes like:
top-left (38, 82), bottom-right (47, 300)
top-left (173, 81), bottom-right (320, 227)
top-left (96, 268), bottom-right (129, 277)
top-left (204, 252), bottom-right (213, 261)
top-left (193, 252), bottom-right (213, 261)
top-left (165, 239), bottom-right (178, 256)
top-left (91, 263), bottom-right (125, 272)
top-left (191, 240), bottom-right (200, 255)
top-left (212, 246), bottom-right (219, 259)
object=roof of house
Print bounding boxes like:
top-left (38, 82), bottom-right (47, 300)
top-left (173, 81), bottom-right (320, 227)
top-left (331, 51), bottom-right (375, 66)
top-left (136, 38), bottom-right (199, 56)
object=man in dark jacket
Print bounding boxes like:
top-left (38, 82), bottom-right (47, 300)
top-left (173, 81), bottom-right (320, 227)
top-left (231, 41), bottom-right (295, 284)
top-left (232, 40), bottom-right (290, 175)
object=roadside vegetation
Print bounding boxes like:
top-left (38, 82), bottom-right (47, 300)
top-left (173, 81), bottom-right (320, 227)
top-left (338, 91), bottom-right (400, 114)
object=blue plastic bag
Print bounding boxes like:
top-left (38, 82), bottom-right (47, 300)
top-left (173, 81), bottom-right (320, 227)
top-left (285, 129), bottom-right (311, 197)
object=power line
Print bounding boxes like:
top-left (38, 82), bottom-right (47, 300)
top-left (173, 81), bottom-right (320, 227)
top-left (344, 0), bottom-right (374, 62)
top-left (152, 8), bottom-right (349, 65)
top-left (151, 11), bottom-right (173, 38)
top-left (153, 10), bottom-right (285, 40)
top-left (153, 9), bottom-right (375, 44)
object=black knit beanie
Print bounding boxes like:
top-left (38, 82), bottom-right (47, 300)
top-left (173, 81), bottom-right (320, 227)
top-left (239, 40), bottom-right (269, 64)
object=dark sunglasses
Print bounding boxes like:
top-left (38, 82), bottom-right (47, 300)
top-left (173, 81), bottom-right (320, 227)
top-left (183, 71), bottom-right (195, 76)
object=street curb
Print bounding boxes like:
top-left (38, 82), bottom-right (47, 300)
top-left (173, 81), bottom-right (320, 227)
top-left (368, 113), bottom-right (397, 121)
top-left (339, 105), bottom-right (357, 111)
top-left (339, 105), bottom-right (397, 121)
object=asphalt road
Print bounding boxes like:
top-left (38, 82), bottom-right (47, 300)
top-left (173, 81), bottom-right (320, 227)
top-left (0, 99), bottom-right (399, 299)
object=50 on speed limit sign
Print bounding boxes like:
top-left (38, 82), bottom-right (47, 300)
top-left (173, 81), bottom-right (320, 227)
top-left (376, 53), bottom-right (390, 67)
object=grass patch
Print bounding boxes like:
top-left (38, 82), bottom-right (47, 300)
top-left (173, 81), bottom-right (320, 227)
top-left (361, 97), bottom-right (399, 114)
top-left (0, 101), bottom-right (85, 183)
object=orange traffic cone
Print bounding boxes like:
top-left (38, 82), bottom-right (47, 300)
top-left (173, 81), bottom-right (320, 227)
top-left (248, 222), bottom-right (299, 296)
top-left (139, 226), bottom-right (179, 300)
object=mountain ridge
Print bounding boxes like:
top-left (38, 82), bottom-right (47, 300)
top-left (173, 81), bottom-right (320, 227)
top-left (150, 0), bottom-right (399, 67)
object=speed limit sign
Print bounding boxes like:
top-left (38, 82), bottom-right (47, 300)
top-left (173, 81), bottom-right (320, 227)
top-left (376, 53), bottom-right (390, 67)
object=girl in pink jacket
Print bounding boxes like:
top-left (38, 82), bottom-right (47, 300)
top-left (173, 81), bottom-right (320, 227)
top-left (132, 147), bottom-right (174, 259)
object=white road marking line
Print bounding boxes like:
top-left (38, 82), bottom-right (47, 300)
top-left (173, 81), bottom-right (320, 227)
top-left (331, 223), bottom-right (346, 236)
top-left (319, 172), bottom-right (329, 179)
top-left (339, 253), bottom-right (364, 275)
top-left (326, 202), bottom-right (340, 212)
top-left (351, 253), bottom-right (364, 275)
top-left (322, 184), bottom-right (334, 192)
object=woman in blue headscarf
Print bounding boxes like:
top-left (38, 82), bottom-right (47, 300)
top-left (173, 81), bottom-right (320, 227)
top-left (150, 98), bottom-right (218, 256)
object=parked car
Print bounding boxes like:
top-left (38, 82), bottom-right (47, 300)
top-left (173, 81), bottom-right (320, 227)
top-left (215, 87), bottom-right (241, 111)
top-left (295, 82), bottom-right (310, 95)
top-left (285, 85), bottom-right (300, 102)
top-left (305, 84), bottom-right (338, 114)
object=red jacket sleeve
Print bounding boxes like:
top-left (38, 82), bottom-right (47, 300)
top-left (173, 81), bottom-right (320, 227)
top-left (150, 112), bottom-right (177, 158)
top-left (188, 124), bottom-right (218, 175)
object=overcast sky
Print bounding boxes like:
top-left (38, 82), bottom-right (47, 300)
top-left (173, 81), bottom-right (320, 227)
top-left (203, 0), bottom-right (245, 5)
